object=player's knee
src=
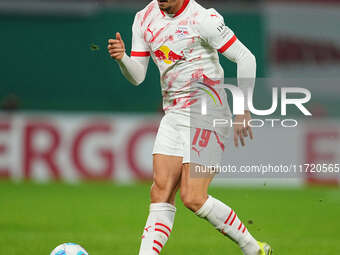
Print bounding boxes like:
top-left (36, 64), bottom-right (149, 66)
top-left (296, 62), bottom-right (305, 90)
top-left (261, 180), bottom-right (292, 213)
top-left (150, 182), bottom-right (173, 203)
top-left (180, 190), bottom-right (206, 212)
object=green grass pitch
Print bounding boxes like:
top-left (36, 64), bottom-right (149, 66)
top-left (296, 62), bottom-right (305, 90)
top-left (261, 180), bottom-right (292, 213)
top-left (1, 180), bottom-right (340, 255)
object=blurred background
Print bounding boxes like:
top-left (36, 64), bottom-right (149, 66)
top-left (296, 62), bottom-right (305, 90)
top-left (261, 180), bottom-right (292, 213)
top-left (1, 1), bottom-right (340, 255)
top-left (0, 0), bottom-right (339, 185)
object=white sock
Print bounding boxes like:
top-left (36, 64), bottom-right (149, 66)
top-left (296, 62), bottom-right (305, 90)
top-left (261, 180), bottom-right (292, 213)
top-left (138, 203), bottom-right (176, 255)
top-left (195, 196), bottom-right (260, 255)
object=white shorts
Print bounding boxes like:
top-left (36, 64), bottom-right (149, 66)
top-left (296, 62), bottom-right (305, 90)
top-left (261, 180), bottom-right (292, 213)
top-left (152, 112), bottom-right (228, 165)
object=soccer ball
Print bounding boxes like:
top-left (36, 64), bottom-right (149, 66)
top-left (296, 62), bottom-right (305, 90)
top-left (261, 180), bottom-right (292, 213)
top-left (50, 243), bottom-right (89, 255)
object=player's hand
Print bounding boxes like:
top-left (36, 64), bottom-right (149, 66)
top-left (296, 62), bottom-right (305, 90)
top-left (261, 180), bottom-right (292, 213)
top-left (108, 32), bottom-right (125, 60)
top-left (233, 110), bottom-right (253, 147)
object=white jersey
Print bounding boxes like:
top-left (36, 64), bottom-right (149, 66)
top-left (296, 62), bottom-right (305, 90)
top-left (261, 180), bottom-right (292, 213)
top-left (131, 0), bottom-right (238, 119)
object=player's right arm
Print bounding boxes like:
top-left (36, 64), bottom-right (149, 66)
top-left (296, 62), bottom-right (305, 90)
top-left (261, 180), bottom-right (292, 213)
top-left (108, 14), bottom-right (150, 86)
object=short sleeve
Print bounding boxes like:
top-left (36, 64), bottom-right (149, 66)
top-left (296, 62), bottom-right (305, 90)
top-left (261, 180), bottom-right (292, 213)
top-left (131, 13), bottom-right (151, 57)
top-left (199, 9), bottom-right (237, 54)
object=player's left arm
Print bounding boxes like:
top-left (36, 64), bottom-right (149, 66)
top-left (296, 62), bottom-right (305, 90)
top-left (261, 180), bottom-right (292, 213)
top-left (199, 9), bottom-right (256, 147)
top-left (223, 39), bottom-right (255, 147)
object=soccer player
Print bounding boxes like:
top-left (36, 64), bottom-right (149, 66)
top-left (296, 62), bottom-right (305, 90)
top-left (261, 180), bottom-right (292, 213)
top-left (108, 0), bottom-right (272, 254)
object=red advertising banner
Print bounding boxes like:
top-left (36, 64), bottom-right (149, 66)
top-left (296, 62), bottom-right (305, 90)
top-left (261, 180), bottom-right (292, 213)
top-left (0, 113), bottom-right (339, 186)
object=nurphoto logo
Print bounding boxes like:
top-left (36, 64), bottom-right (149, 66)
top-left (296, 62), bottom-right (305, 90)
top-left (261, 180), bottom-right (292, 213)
top-left (200, 83), bottom-right (312, 128)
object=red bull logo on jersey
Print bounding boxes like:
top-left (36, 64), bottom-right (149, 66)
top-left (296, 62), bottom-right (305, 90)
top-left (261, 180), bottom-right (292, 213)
top-left (154, 45), bottom-right (184, 64)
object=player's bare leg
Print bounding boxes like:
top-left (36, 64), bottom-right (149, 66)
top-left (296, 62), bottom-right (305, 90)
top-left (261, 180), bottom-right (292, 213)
top-left (138, 154), bottom-right (182, 255)
top-left (150, 154), bottom-right (182, 204)
top-left (180, 163), bottom-right (261, 255)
